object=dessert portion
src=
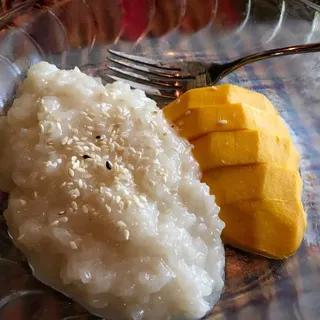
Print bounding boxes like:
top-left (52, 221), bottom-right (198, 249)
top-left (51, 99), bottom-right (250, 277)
top-left (164, 84), bottom-right (306, 259)
top-left (0, 62), bottom-right (225, 320)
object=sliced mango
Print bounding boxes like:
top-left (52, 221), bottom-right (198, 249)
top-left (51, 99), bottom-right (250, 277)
top-left (202, 165), bottom-right (302, 206)
top-left (163, 84), bottom-right (277, 122)
top-left (220, 199), bottom-right (306, 259)
top-left (173, 103), bottom-right (290, 140)
top-left (192, 130), bottom-right (300, 171)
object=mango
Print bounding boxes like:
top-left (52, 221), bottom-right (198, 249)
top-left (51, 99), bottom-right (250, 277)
top-left (173, 103), bottom-right (290, 140)
top-left (220, 200), bottom-right (306, 259)
top-left (202, 165), bottom-right (302, 206)
top-left (192, 130), bottom-right (300, 171)
top-left (162, 83), bottom-right (306, 260)
top-left (163, 84), bottom-right (277, 122)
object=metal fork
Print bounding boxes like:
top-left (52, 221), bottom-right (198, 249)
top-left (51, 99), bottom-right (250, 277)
top-left (106, 42), bottom-right (320, 100)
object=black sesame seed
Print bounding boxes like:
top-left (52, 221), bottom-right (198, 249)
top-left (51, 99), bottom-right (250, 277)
top-left (83, 155), bottom-right (91, 159)
top-left (106, 160), bottom-right (112, 170)
top-left (96, 135), bottom-right (101, 139)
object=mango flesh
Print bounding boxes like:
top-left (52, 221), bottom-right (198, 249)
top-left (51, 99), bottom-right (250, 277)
top-left (220, 200), bottom-right (306, 259)
top-left (192, 130), bottom-right (300, 171)
top-left (162, 83), bottom-right (306, 260)
top-left (163, 84), bottom-right (277, 122)
top-left (174, 103), bottom-right (290, 140)
top-left (202, 165), bottom-right (302, 206)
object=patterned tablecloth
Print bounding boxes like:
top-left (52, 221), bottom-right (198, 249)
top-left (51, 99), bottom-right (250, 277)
top-left (0, 1), bottom-right (319, 319)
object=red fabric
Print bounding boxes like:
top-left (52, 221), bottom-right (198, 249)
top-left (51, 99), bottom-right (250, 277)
top-left (120, 0), bottom-right (149, 41)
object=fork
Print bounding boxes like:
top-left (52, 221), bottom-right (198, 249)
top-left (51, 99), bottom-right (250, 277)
top-left (106, 42), bottom-right (320, 100)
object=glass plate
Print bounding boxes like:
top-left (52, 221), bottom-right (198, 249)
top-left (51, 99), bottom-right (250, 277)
top-left (0, 0), bottom-right (319, 319)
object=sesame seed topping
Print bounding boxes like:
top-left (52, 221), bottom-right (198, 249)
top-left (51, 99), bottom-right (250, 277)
top-left (185, 110), bottom-right (191, 116)
top-left (71, 201), bottom-right (78, 210)
top-left (117, 221), bottom-right (127, 228)
top-left (50, 220), bottom-right (59, 227)
top-left (60, 181), bottom-right (67, 188)
top-left (124, 230), bottom-right (130, 240)
top-left (68, 168), bottom-right (75, 177)
top-left (105, 204), bottom-right (112, 213)
top-left (115, 196), bottom-right (121, 203)
top-left (59, 210), bottom-right (65, 215)
top-left (69, 241), bottom-right (78, 250)
top-left (82, 205), bottom-right (89, 213)
top-left (62, 137), bottom-right (68, 145)
top-left (218, 120), bottom-right (228, 125)
top-left (20, 199), bottom-right (27, 206)
top-left (60, 217), bottom-right (68, 223)
top-left (127, 164), bottom-right (134, 171)
top-left (106, 160), bottom-right (113, 170)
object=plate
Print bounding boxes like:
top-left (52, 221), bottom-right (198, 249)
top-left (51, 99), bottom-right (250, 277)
top-left (0, 0), bottom-right (319, 319)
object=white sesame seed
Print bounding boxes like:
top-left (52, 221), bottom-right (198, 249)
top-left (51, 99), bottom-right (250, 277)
top-left (211, 85), bottom-right (217, 90)
top-left (68, 168), bottom-right (75, 177)
top-left (115, 196), bottom-right (121, 203)
top-left (117, 221), bottom-right (127, 228)
top-left (69, 241), bottom-right (78, 250)
top-left (59, 210), bottom-right (65, 215)
top-left (124, 230), bottom-right (130, 240)
top-left (50, 220), bottom-right (59, 227)
top-left (71, 201), bottom-right (78, 210)
top-left (34, 191), bottom-right (38, 199)
top-left (218, 120), bottom-right (228, 125)
top-left (60, 217), bottom-right (68, 223)
top-left (60, 181), bottom-right (67, 188)
top-left (73, 136), bottom-right (79, 142)
top-left (185, 110), bottom-right (191, 116)
top-left (17, 234), bottom-right (25, 241)
top-left (71, 156), bottom-right (77, 162)
top-left (20, 199), bottom-right (27, 206)
top-left (67, 139), bottom-right (73, 145)
top-left (61, 137), bottom-right (69, 146)
top-left (105, 204), bottom-right (112, 213)
top-left (77, 179), bottom-right (83, 188)
top-left (82, 205), bottom-right (89, 213)
top-left (75, 167), bottom-right (86, 173)
top-left (56, 122), bottom-right (62, 131)
top-left (57, 158), bottom-right (62, 164)
top-left (149, 180), bottom-right (156, 187)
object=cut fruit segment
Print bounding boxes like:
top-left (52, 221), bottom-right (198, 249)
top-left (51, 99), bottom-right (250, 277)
top-left (202, 164), bottom-right (302, 206)
top-left (163, 84), bottom-right (277, 122)
top-left (192, 130), bottom-right (300, 171)
top-left (174, 103), bottom-right (290, 140)
top-left (219, 199), bottom-right (307, 259)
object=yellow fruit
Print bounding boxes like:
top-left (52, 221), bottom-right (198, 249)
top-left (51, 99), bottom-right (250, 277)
top-left (163, 84), bottom-right (277, 122)
top-left (173, 103), bottom-right (290, 140)
top-left (202, 165), bottom-right (302, 206)
top-left (192, 130), bottom-right (300, 171)
top-left (219, 199), bottom-right (306, 259)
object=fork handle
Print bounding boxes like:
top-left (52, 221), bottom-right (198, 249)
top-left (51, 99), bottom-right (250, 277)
top-left (209, 42), bottom-right (320, 83)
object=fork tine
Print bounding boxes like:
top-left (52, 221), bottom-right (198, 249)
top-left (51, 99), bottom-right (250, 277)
top-left (107, 56), bottom-right (194, 80)
top-left (105, 74), bottom-right (178, 100)
top-left (108, 65), bottom-right (182, 89)
top-left (108, 49), bottom-right (181, 71)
